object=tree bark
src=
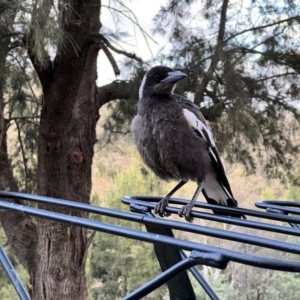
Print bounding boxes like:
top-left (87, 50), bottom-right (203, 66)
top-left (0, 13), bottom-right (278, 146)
top-left (1, 1), bottom-right (134, 298)
top-left (194, 0), bottom-right (229, 105)
top-left (31, 1), bottom-right (101, 299)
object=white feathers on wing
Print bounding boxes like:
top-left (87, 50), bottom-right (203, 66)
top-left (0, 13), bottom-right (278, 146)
top-left (139, 74), bottom-right (147, 100)
top-left (182, 108), bottom-right (233, 205)
top-left (182, 109), bottom-right (216, 147)
top-left (183, 108), bottom-right (217, 162)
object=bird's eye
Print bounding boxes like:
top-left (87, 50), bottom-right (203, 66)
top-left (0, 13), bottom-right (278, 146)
top-left (155, 74), bottom-right (162, 80)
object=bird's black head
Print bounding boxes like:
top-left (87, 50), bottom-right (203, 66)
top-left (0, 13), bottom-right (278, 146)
top-left (139, 66), bottom-right (187, 99)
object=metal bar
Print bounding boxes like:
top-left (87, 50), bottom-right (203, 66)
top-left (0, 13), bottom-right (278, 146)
top-left (179, 251), bottom-right (219, 300)
top-left (123, 196), bottom-right (300, 223)
top-left (256, 201), bottom-right (300, 215)
top-left (143, 212), bottom-right (197, 300)
top-left (143, 210), bottom-right (219, 300)
top-left (122, 196), bottom-right (300, 223)
top-left (123, 257), bottom-right (193, 300)
top-left (123, 198), bottom-right (300, 237)
top-left (257, 203), bottom-right (300, 230)
top-left (0, 200), bottom-right (299, 272)
top-left (1, 191), bottom-right (300, 256)
top-left (123, 251), bottom-right (225, 300)
top-left (139, 210), bottom-right (300, 255)
top-left (0, 243), bottom-right (30, 300)
top-left (0, 191), bottom-right (142, 222)
top-left (2, 191), bottom-right (300, 238)
top-left (3, 191), bottom-right (300, 224)
top-left (256, 200), bottom-right (300, 208)
top-left (2, 192), bottom-right (300, 252)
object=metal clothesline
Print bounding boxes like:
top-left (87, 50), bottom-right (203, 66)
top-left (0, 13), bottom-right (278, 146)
top-left (0, 191), bottom-right (299, 300)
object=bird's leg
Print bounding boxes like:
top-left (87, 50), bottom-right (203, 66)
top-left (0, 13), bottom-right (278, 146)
top-left (179, 181), bottom-right (204, 222)
top-left (155, 180), bottom-right (187, 217)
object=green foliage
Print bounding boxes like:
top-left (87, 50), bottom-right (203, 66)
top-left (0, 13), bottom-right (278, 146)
top-left (284, 163), bottom-right (300, 200)
top-left (89, 154), bottom-right (169, 299)
top-left (260, 188), bottom-right (276, 200)
top-left (0, 1), bottom-right (41, 193)
top-left (0, 227), bottom-right (29, 300)
top-left (5, 60), bottom-right (40, 193)
top-left (227, 267), bottom-right (300, 300)
top-left (284, 185), bottom-right (300, 201)
top-left (288, 163), bottom-right (300, 187)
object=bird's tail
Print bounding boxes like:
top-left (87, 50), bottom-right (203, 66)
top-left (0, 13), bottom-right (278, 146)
top-left (202, 174), bottom-right (246, 219)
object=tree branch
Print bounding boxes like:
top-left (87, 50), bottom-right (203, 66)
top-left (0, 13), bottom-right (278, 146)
top-left (8, 41), bottom-right (23, 50)
top-left (236, 46), bottom-right (300, 72)
top-left (96, 80), bottom-right (131, 109)
top-left (91, 33), bottom-right (143, 76)
top-left (98, 34), bottom-right (143, 63)
top-left (225, 15), bottom-right (300, 43)
top-left (22, 34), bottom-right (53, 88)
top-left (256, 72), bottom-right (297, 82)
top-left (194, 0), bottom-right (229, 105)
top-left (0, 118), bottom-right (37, 274)
top-left (1, 32), bottom-right (20, 40)
top-left (99, 40), bottom-right (121, 76)
top-left (15, 120), bottom-right (29, 191)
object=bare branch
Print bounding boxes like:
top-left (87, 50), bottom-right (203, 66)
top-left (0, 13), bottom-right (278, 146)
top-left (91, 34), bottom-right (143, 76)
top-left (96, 80), bottom-right (130, 108)
top-left (99, 40), bottom-right (121, 76)
top-left (256, 72), bottom-right (297, 82)
top-left (11, 116), bottom-right (40, 126)
top-left (194, 0), bottom-right (229, 105)
top-left (98, 34), bottom-right (143, 63)
top-left (235, 46), bottom-right (300, 72)
top-left (225, 16), bottom-right (300, 43)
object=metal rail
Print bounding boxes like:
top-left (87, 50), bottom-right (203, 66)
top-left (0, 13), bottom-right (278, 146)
top-left (0, 191), bottom-right (299, 299)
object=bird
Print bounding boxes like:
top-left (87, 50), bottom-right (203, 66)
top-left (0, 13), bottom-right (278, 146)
top-left (131, 65), bottom-right (244, 222)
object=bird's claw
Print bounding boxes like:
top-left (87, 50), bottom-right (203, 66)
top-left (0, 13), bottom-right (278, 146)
top-left (154, 198), bottom-right (171, 217)
top-left (178, 204), bottom-right (194, 222)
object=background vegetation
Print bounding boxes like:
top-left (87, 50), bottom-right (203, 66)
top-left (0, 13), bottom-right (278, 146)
top-left (1, 0), bottom-right (300, 299)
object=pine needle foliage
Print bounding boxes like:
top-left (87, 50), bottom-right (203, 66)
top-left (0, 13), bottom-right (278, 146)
top-left (105, 0), bottom-right (300, 182)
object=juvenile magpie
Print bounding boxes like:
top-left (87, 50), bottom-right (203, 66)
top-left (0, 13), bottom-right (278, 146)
top-left (131, 66), bottom-right (244, 222)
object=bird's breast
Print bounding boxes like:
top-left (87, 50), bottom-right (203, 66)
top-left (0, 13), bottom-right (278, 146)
top-left (133, 99), bottom-right (209, 182)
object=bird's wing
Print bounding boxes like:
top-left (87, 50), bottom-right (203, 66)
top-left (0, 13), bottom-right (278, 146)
top-left (177, 96), bottom-right (238, 208)
top-left (172, 94), bottom-right (207, 124)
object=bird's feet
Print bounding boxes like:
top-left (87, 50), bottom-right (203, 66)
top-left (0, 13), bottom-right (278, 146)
top-left (154, 197), bottom-right (171, 217)
top-left (178, 204), bottom-right (194, 222)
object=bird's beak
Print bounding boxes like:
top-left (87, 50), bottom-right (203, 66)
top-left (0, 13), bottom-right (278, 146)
top-left (161, 71), bottom-right (187, 84)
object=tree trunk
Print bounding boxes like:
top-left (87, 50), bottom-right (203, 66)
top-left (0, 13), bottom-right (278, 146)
top-left (32, 1), bottom-right (101, 299)
top-left (2, 1), bottom-right (132, 298)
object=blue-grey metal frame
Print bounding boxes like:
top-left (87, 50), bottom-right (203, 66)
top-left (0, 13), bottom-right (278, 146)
top-left (0, 191), bottom-right (299, 299)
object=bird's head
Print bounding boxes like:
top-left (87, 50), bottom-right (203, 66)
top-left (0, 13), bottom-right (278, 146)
top-left (139, 66), bottom-right (187, 99)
